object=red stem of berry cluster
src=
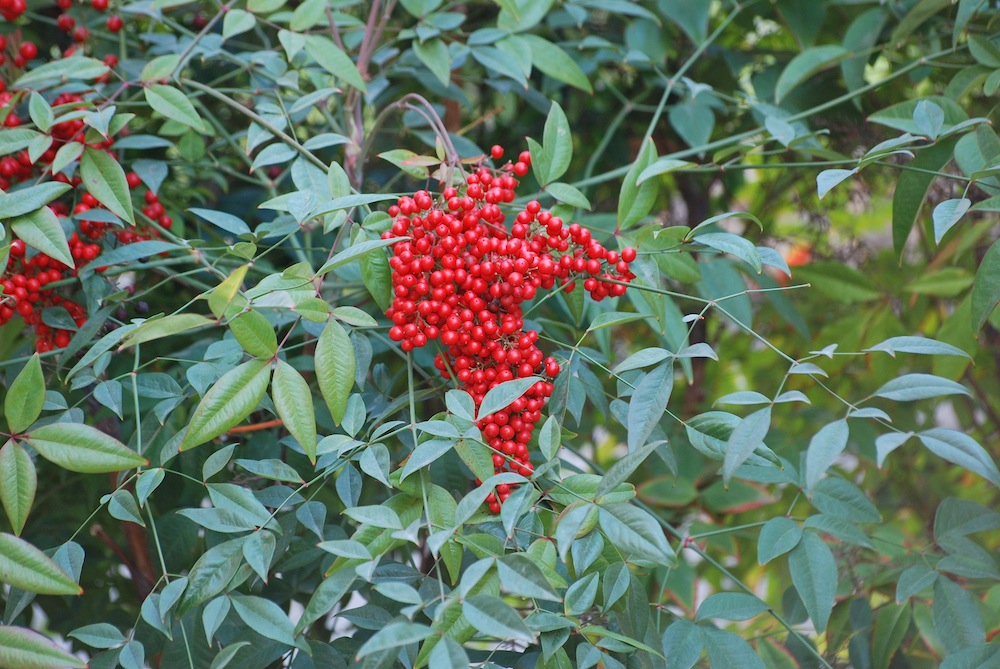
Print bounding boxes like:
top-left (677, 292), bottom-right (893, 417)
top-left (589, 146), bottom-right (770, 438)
top-left (383, 145), bottom-right (637, 512)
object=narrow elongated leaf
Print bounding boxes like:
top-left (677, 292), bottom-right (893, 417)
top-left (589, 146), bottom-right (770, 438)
top-left (463, 595), bottom-right (535, 643)
top-left (618, 140), bottom-right (658, 230)
top-left (0, 182), bottom-right (70, 219)
top-left (933, 577), bottom-right (985, 652)
top-left (702, 628), bottom-right (766, 669)
top-left (866, 336), bottom-right (971, 359)
top-left (896, 564), bottom-right (938, 603)
top-left (637, 158), bottom-right (693, 184)
top-left (497, 554), bottom-right (560, 602)
top-left (816, 168), bottom-right (857, 199)
top-left (230, 595), bottom-right (297, 646)
top-left (122, 314), bottom-right (216, 348)
top-left (145, 84), bottom-right (208, 133)
top-left (477, 377), bottom-right (541, 421)
top-left (892, 138), bottom-right (957, 258)
top-left (596, 440), bottom-right (660, 498)
top-left (315, 237), bottom-right (402, 276)
top-left (315, 319), bottom-right (355, 424)
top-left (272, 359), bottom-right (317, 462)
top-left (918, 428), bottom-right (1000, 487)
top-left (523, 35), bottom-right (592, 93)
top-left (0, 626), bottom-right (86, 668)
top-left (413, 38), bottom-right (451, 87)
top-left (775, 46), bottom-right (848, 102)
top-left (804, 420), bottom-right (849, 490)
top-left (4, 354), bottom-right (44, 434)
top-left (228, 310), bottom-right (277, 358)
top-left (9, 206), bottom-right (73, 268)
top-left (25, 424), bottom-right (146, 473)
top-left (661, 620), bottom-right (703, 669)
top-left (0, 532), bottom-right (81, 595)
top-left (788, 532), bottom-right (837, 632)
top-left (400, 439), bottom-right (454, 481)
top-left (189, 208), bottom-right (252, 236)
top-left (696, 592), bottom-right (769, 622)
top-left (972, 237), bottom-right (1000, 331)
top-left (873, 374), bottom-right (970, 401)
top-left (80, 147), bottom-right (134, 223)
top-left (68, 623), bottom-right (126, 649)
top-left (597, 503), bottom-right (676, 566)
top-left (626, 363), bottom-right (673, 451)
top-left (180, 359), bottom-right (272, 451)
top-left (357, 622), bottom-right (434, 658)
top-left (723, 407), bottom-right (771, 484)
top-left (0, 440), bottom-right (36, 535)
top-left (304, 35), bottom-right (367, 92)
top-left (693, 232), bottom-right (762, 273)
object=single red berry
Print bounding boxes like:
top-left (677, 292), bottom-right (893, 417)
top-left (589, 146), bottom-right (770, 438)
top-left (57, 14), bottom-right (76, 32)
top-left (57, 0), bottom-right (72, 9)
top-left (91, 0), bottom-right (109, 10)
top-left (107, 15), bottom-right (123, 32)
top-left (621, 247), bottom-right (637, 263)
top-left (73, 26), bottom-right (91, 42)
top-left (19, 42), bottom-right (38, 61)
top-left (490, 145), bottom-right (504, 160)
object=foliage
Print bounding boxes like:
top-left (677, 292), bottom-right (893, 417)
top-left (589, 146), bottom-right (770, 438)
top-left (0, 1), bottom-right (999, 668)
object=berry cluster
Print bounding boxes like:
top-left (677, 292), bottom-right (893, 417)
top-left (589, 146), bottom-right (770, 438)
top-left (54, 0), bottom-right (124, 38)
top-left (384, 145), bottom-right (636, 512)
top-left (0, 0), bottom-right (25, 23)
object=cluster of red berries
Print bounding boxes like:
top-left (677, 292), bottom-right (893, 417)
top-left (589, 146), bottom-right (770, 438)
top-left (54, 0), bottom-right (124, 37)
top-left (384, 145), bottom-right (636, 512)
top-left (0, 0), bottom-right (25, 22)
top-left (0, 34), bottom-right (37, 72)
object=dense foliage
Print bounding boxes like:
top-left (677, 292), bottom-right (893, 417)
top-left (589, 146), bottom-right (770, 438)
top-left (1, 1), bottom-right (999, 668)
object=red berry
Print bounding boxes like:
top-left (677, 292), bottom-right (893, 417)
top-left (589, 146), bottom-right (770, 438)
top-left (58, 14), bottom-right (76, 32)
top-left (107, 15), bottom-right (123, 32)
top-left (490, 145), bottom-right (504, 160)
top-left (621, 247), bottom-right (637, 263)
top-left (92, 0), bottom-right (109, 10)
top-left (19, 42), bottom-right (38, 60)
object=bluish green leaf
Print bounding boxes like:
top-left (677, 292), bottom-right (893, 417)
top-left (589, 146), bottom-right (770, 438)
top-left (873, 374), bottom-right (970, 401)
top-left (696, 592), bottom-right (769, 622)
top-left (758, 516), bottom-right (802, 565)
top-left (463, 595), bottom-right (534, 643)
top-left (804, 420), bottom-right (849, 491)
top-left (723, 407), bottom-right (771, 484)
top-left (918, 429), bottom-right (1000, 487)
top-left (788, 532), bottom-right (837, 632)
top-left (775, 46), bottom-right (848, 102)
top-left (626, 363), bottom-right (673, 451)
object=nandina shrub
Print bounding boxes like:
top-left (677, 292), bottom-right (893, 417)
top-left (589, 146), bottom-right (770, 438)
top-left (0, 2), bottom-right (999, 669)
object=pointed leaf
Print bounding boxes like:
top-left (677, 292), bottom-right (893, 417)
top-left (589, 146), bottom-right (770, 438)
top-left (619, 139), bottom-right (658, 230)
top-left (874, 374), bottom-right (970, 401)
top-left (626, 363), bottom-right (673, 451)
top-left (972, 237), bottom-right (1000, 331)
top-left (180, 359), bottom-right (272, 451)
top-left (272, 359), bottom-right (317, 462)
top-left (932, 198), bottom-right (971, 244)
top-left (0, 626), bottom-right (86, 668)
top-left (0, 532), bottom-right (81, 595)
top-left (918, 428), bottom-right (1000, 487)
top-left (775, 46), bottom-right (848, 102)
top-left (804, 420), bottom-right (849, 490)
top-left (816, 168), bottom-right (857, 199)
top-left (315, 318), bottom-right (355, 424)
top-left (0, 440), bottom-right (36, 535)
top-left (4, 354), bottom-right (44, 434)
top-left (228, 310), bottom-right (277, 358)
top-left (788, 532), bottom-right (837, 632)
top-left (145, 84), bottom-right (208, 133)
top-left (9, 206), bottom-right (73, 268)
top-left (230, 595), bottom-right (297, 646)
top-left (723, 407), bottom-right (771, 484)
top-left (304, 35), bottom-right (367, 92)
top-left (477, 376), bottom-right (541, 421)
top-left (463, 595), bottom-right (535, 643)
top-left (80, 147), bottom-right (134, 223)
top-left (597, 503), bottom-right (676, 566)
top-left (696, 592), bottom-right (769, 622)
top-left (357, 622), bottom-right (435, 658)
top-left (758, 516), bottom-right (802, 565)
top-left (25, 424), bottom-right (146, 473)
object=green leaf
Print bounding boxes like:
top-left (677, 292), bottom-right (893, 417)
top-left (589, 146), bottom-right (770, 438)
top-left (702, 628), bottom-right (766, 669)
top-left (180, 359), bottom-right (272, 451)
top-left (68, 623), bottom-right (126, 649)
top-left (636, 158), bottom-right (692, 184)
top-left (597, 503), bottom-right (676, 566)
top-left (189, 208), bottom-right (252, 236)
top-left (811, 477), bottom-right (882, 522)
top-left (230, 595), bottom-right (297, 646)
top-left (972, 238), bottom-right (1000, 331)
top-left (804, 420), bottom-right (849, 491)
top-left (122, 314), bottom-right (216, 349)
top-left (661, 620), bottom-right (703, 669)
top-left (775, 46), bottom-right (848, 102)
top-left (315, 319), bottom-right (355, 425)
top-left (400, 439), bottom-right (454, 481)
top-left (896, 564), bottom-right (938, 603)
top-left (145, 84), bottom-right (208, 133)
top-left (357, 622), bottom-right (435, 658)
top-left (564, 572), bottom-right (598, 616)
top-left (618, 140), bottom-right (658, 230)
top-left (932, 198), bottom-right (971, 244)
top-left (315, 237), bottom-right (402, 276)
top-left (25, 94), bottom-right (49, 132)
top-left (497, 554), bottom-right (560, 602)
top-left (228, 310), bottom-right (277, 358)
top-left (294, 569), bottom-right (356, 634)
top-left (9, 206), bottom-right (73, 268)
top-left (242, 530), bottom-right (276, 583)
top-left (359, 239), bottom-right (392, 312)
top-left (12, 55), bottom-right (108, 89)
top-left (933, 577), bottom-right (985, 653)
top-left (758, 516), bottom-right (802, 565)
top-left (0, 180), bottom-right (70, 220)
top-left (873, 374), bottom-right (970, 401)
top-left (79, 147), bottom-right (135, 223)
top-left (0, 441), bottom-right (36, 536)
top-left (870, 97), bottom-right (968, 135)
top-left (477, 376), bottom-right (541, 421)
top-left (626, 364), bottom-right (673, 451)
top-left (304, 36), bottom-right (367, 92)
top-left (544, 182), bottom-right (591, 210)
top-left (463, 595), bottom-right (535, 643)
top-left (596, 440), bottom-right (661, 498)
top-left (108, 490), bottom-right (145, 527)
top-left (788, 532), bottom-right (838, 632)
top-left (693, 232), bottom-right (762, 273)
top-left (272, 359), bottom-right (317, 462)
top-left (4, 355), bottom-right (44, 434)
top-left (918, 428), bottom-right (1000, 487)
top-left (522, 35), bottom-right (592, 93)
top-left (723, 407), bottom-right (771, 484)
top-left (25, 424), bottom-right (146, 473)
top-left (413, 38), bottom-right (451, 87)
top-left (891, 138), bottom-right (958, 259)
top-left (343, 504), bottom-right (402, 529)
top-left (696, 592), bottom-right (769, 622)
top-left (209, 642), bottom-right (251, 669)
top-left (0, 532), bottom-right (81, 595)
top-left (816, 168), bottom-right (857, 199)
top-left (0, 626), bottom-right (87, 669)
top-left (541, 101), bottom-right (572, 184)
top-left (866, 336), bottom-right (971, 359)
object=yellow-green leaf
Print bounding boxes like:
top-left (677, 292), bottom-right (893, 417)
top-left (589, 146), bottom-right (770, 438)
top-left (0, 440), bottom-right (36, 535)
top-left (0, 532), bottom-right (82, 596)
top-left (315, 319), bottom-right (355, 424)
top-left (80, 147), bottom-right (135, 223)
top-left (181, 359), bottom-right (271, 451)
top-left (0, 626), bottom-right (87, 669)
top-left (4, 354), bottom-right (44, 434)
top-left (272, 359), bottom-right (317, 463)
top-left (24, 424), bottom-right (147, 473)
